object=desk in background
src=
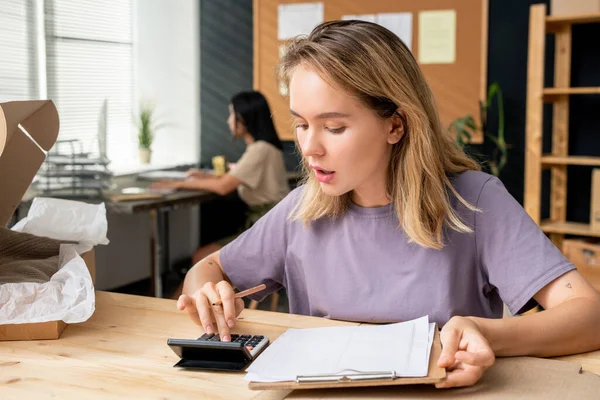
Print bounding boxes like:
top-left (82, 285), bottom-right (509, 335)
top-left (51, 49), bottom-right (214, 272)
top-left (1, 291), bottom-right (599, 399)
top-left (17, 169), bottom-right (303, 298)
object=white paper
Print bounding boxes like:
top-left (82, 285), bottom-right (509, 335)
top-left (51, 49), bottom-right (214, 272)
top-left (278, 3), bottom-right (324, 40)
top-left (377, 13), bottom-right (413, 51)
top-left (279, 45), bottom-right (289, 96)
top-left (342, 14), bottom-right (377, 23)
top-left (138, 170), bottom-right (187, 181)
top-left (246, 316), bottom-right (435, 382)
top-left (418, 10), bottom-right (456, 64)
top-left (0, 244), bottom-right (95, 324)
top-left (0, 197), bottom-right (109, 325)
top-left (12, 197), bottom-right (109, 245)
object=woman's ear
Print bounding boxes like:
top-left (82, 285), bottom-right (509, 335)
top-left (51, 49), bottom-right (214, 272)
top-left (387, 110), bottom-right (405, 145)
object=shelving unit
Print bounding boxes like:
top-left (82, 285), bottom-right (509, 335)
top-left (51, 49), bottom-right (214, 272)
top-left (524, 4), bottom-right (600, 249)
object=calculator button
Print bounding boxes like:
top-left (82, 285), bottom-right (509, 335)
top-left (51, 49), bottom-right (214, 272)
top-left (198, 333), bottom-right (214, 340)
top-left (246, 346), bottom-right (254, 351)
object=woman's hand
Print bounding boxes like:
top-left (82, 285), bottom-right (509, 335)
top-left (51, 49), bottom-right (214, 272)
top-left (176, 281), bottom-right (245, 341)
top-left (149, 180), bottom-right (182, 190)
top-left (436, 316), bottom-right (495, 389)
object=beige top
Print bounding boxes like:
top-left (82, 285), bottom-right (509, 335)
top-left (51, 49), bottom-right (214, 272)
top-left (229, 140), bottom-right (290, 206)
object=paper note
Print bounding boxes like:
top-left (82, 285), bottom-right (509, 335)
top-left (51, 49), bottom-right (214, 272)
top-left (377, 12), bottom-right (413, 51)
top-left (245, 316), bottom-right (435, 382)
top-left (342, 14), bottom-right (377, 23)
top-left (341, 13), bottom-right (413, 51)
top-left (418, 10), bottom-right (456, 64)
top-left (278, 2), bottom-right (324, 40)
top-left (278, 45), bottom-right (289, 96)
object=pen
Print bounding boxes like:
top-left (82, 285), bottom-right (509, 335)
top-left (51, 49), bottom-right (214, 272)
top-left (211, 284), bottom-right (266, 306)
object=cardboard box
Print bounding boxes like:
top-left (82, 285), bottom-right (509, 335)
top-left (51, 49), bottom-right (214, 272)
top-left (551, 0), bottom-right (600, 16)
top-left (0, 100), bottom-right (96, 341)
top-left (563, 239), bottom-right (600, 292)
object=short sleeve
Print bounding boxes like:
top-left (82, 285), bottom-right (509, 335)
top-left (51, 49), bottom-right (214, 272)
top-left (229, 144), bottom-right (266, 189)
top-left (219, 187), bottom-right (300, 301)
top-left (475, 177), bottom-right (576, 315)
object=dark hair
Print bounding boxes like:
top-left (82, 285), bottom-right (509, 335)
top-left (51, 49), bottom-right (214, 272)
top-left (230, 91), bottom-right (283, 150)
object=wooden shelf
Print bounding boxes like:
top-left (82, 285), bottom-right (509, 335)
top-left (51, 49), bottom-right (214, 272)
top-left (540, 221), bottom-right (600, 238)
top-left (541, 155), bottom-right (600, 167)
top-left (546, 13), bottom-right (600, 32)
top-left (543, 87), bottom-right (600, 101)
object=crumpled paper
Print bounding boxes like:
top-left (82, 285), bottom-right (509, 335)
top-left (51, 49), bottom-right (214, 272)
top-left (0, 198), bottom-right (109, 324)
top-left (12, 197), bottom-right (109, 245)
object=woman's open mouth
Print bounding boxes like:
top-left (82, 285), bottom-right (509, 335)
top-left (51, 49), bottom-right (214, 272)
top-left (310, 166), bottom-right (335, 183)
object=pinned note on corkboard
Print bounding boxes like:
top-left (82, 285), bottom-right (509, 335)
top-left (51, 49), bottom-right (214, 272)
top-left (254, 0), bottom-right (488, 143)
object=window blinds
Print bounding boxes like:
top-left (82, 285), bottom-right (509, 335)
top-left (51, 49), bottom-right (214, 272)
top-left (0, 0), bottom-right (38, 102)
top-left (45, 0), bottom-right (133, 158)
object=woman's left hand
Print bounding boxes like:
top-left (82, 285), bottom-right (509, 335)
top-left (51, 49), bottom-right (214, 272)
top-left (149, 180), bottom-right (182, 190)
top-left (436, 316), bottom-right (495, 389)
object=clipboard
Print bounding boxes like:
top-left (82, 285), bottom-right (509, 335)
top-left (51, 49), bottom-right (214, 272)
top-left (248, 324), bottom-right (446, 390)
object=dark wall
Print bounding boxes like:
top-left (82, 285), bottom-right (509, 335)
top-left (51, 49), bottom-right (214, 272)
top-left (200, 0), bottom-right (252, 165)
top-left (199, 0), bottom-right (301, 172)
top-left (475, 0), bottom-right (600, 223)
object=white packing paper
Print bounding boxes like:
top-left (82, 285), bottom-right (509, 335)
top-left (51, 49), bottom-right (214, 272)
top-left (278, 2), bottom-right (324, 40)
top-left (0, 197), bottom-right (109, 324)
top-left (0, 243), bottom-right (95, 324)
top-left (12, 197), bottom-right (109, 245)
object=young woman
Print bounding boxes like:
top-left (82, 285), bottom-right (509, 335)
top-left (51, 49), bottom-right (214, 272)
top-left (176, 21), bottom-right (600, 388)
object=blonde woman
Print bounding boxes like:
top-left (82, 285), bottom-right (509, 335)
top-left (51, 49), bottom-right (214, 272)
top-left (176, 21), bottom-right (600, 388)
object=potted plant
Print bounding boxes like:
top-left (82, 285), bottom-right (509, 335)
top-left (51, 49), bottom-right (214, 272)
top-left (448, 82), bottom-right (509, 177)
top-left (137, 101), bottom-right (157, 164)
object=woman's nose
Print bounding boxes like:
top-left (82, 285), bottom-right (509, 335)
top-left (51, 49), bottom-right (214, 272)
top-left (300, 129), bottom-right (325, 158)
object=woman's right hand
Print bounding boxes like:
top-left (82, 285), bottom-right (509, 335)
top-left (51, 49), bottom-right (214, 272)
top-left (176, 281), bottom-right (245, 342)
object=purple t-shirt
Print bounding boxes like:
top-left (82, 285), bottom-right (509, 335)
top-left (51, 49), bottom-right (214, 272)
top-left (220, 171), bottom-right (575, 325)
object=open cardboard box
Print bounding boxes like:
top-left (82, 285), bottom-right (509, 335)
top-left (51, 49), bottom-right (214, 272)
top-left (0, 100), bottom-right (96, 341)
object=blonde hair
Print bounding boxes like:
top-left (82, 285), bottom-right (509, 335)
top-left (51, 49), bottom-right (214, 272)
top-left (279, 20), bottom-right (480, 250)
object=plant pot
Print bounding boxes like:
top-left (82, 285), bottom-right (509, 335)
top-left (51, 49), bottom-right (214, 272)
top-left (139, 148), bottom-right (152, 164)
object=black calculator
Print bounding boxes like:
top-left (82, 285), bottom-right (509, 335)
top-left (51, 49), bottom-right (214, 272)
top-left (167, 333), bottom-right (270, 371)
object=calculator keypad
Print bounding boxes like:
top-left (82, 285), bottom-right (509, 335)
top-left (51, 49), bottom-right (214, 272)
top-left (197, 333), bottom-right (268, 358)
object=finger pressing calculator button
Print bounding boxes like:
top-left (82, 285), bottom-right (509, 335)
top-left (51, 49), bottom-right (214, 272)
top-left (198, 333), bottom-right (214, 340)
top-left (246, 346), bottom-right (254, 351)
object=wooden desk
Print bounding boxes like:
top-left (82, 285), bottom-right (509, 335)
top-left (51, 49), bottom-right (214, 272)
top-left (1, 291), bottom-right (599, 399)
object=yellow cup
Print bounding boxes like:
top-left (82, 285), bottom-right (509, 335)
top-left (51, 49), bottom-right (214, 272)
top-left (212, 155), bottom-right (226, 177)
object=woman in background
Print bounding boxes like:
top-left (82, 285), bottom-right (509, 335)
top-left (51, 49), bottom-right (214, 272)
top-left (152, 90), bottom-right (289, 264)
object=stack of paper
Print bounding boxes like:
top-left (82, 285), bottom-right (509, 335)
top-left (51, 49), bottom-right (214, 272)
top-left (245, 316), bottom-right (435, 383)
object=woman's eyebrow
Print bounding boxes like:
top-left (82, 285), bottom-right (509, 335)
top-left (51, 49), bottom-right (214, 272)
top-left (290, 109), bottom-right (351, 119)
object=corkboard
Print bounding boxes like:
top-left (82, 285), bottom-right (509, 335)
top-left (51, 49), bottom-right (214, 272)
top-left (253, 0), bottom-right (488, 142)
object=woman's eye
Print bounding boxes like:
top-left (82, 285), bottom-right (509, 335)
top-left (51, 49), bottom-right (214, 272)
top-left (295, 124), bottom-right (308, 130)
top-left (327, 126), bottom-right (346, 134)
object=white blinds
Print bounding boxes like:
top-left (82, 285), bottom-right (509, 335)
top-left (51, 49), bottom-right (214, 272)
top-left (45, 0), bottom-right (133, 159)
top-left (0, 0), bottom-right (38, 101)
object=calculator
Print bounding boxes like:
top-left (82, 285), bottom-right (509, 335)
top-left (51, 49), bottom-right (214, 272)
top-left (167, 333), bottom-right (270, 371)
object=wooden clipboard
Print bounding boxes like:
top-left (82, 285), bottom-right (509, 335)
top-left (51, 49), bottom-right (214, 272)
top-left (248, 325), bottom-right (446, 390)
